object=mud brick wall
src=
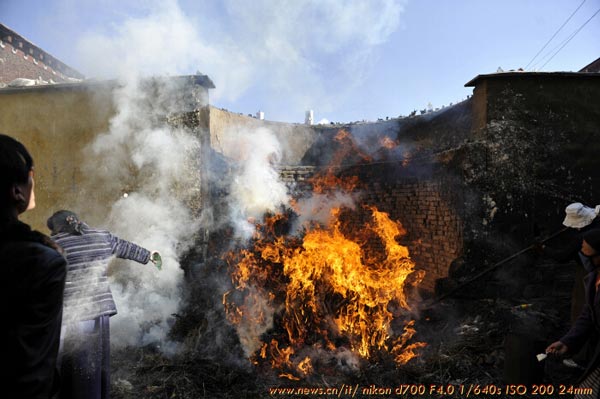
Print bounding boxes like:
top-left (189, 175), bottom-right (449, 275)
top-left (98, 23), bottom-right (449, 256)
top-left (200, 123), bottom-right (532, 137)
top-left (279, 166), bottom-right (463, 294)
top-left (361, 179), bottom-right (463, 293)
top-left (209, 107), bottom-right (318, 165)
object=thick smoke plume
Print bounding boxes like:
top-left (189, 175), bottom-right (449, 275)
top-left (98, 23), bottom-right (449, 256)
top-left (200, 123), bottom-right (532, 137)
top-left (70, 0), bottom-right (405, 355)
top-left (75, 0), bottom-right (405, 121)
top-left (82, 78), bottom-right (202, 352)
top-left (219, 127), bottom-right (290, 240)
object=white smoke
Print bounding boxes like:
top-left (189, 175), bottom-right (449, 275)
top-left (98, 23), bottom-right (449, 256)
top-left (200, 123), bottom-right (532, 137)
top-left (217, 126), bottom-right (359, 239)
top-left (293, 192), bottom-right (358, 233)
top-left (83, 75), bottom-right (202, 352)
top-left (220, 127), bottom-right (290, 239)
top-left (233, 287), bottom-right (277, 358)
top-left (74, 0), bottom-right (405, 120)
top-left (69, 0), bottom-right (404, 354)
top-left (106, 194), bottom-right (197, 352)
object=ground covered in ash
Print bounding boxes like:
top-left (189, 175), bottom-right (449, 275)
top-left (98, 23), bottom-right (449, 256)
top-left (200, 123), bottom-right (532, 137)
top-left (110, 262), bottom-right (581, 399)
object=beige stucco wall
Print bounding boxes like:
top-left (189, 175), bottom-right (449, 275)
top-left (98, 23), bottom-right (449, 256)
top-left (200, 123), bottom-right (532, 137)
top-left (0, 83), bottom-right (121, 232)
top-left (209, 106), bottom-right (317, 165)
top-left (0, 85), bottom-right (317, 233)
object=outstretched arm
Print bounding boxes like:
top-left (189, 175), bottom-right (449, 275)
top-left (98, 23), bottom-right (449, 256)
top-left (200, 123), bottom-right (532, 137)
top-left (108, 233), bottom-right (151, 264)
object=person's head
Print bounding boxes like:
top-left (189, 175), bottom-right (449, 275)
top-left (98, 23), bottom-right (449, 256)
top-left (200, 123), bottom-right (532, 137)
top-left (0, 134), bottom-right (35, 218)
top-left (563, 202), bottom-right (599, 230)
top-left (581, 229), bottom-right (600, 268)
top-left (47, 210), bottom-right (84, 235)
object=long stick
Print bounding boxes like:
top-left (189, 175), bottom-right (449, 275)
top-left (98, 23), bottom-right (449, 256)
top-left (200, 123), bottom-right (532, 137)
top-left (422, 227), bottom-right (569, 309)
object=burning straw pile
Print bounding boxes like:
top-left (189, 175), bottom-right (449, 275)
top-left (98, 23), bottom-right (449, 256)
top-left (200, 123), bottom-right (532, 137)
top-left (110, 290), bottom-right (567, 398)
top-left (109, 127), bottom-right (575, 398)
top-left (222, 177), bottom-right (426, 381)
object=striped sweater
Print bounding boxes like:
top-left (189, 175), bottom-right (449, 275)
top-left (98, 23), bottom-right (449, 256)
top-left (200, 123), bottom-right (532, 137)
top-left (51, 226), bottom-right (150, 323)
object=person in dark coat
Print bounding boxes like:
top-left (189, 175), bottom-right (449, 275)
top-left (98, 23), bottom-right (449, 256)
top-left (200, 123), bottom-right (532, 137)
top-left (47, 210), bottom-right (161, 399)
top-left (0, 134), bottom-right (67, 399)
top-left (539, 203), bottom-right (600, 368)
top-left (546, 229), bottom-right (600, 398)
top-left (540, 202), bottom-right (600, 322)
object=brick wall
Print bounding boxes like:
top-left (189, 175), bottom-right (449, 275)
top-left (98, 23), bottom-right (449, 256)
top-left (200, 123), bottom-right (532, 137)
top-left (0, 24), bottom-right (83, 84)
top-left (279, 166), bottom-right (463, 293)
top-left (361, 179), bottom-right (463, 292)
top-left (0, 41), bottom-right (73, 84)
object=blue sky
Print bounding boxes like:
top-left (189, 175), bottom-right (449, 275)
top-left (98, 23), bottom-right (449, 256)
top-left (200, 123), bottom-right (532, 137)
top-left (2, 0), bottom-right (599, 123)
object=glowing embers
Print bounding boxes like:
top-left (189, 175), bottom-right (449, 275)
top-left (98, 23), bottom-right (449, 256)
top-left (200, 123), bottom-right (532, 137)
top-left (380, 136), bottom-right (397, 150)
top-left (224, 201), bottom-right (426, 379)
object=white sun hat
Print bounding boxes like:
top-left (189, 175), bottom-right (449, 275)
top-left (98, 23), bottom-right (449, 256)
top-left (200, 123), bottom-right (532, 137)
top-left (562, 203), bottom-right (599, 228)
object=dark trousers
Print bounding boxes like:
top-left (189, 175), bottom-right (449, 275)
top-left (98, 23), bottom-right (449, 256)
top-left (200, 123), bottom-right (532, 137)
top-left (59, 316), bottom-right (110, 399)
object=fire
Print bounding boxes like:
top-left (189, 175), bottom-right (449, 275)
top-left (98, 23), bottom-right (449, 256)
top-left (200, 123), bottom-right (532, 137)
top-left (224, 185), bottom-right (425, 378)
top-left (329, 129), bottom-right (373, 168)
top-left (380, 136), bottom-right (397, 149)
top-left (310, 173), bottom-right (360, 194)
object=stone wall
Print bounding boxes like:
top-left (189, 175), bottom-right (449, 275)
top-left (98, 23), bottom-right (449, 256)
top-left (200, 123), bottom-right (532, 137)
top-left (465, 73), bottom-right (600, 247)
top-left (444, 73), bottom-right (600, 304)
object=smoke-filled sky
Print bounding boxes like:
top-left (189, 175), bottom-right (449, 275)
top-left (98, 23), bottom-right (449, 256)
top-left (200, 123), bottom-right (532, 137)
top-left (2, 0), bottom-right (599, 123)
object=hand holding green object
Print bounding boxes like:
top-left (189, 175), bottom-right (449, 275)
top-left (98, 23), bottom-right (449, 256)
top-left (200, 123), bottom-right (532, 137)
top-left (150, 251), bottom-right (162, 270)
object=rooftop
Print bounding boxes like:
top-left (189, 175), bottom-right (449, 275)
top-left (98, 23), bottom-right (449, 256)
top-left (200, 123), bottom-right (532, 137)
top-left (0, 74), bottom-right (215, 94)
top-left (579, 57), bottom-right (600, 73)
top-left (0, 23), bottom-right (84, 82)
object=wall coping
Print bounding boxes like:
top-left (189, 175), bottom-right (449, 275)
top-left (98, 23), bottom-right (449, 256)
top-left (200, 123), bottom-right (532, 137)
top-left (465, 71), bottom-right (600, 87)
top-left (0, 75), bottom-right (215, 94)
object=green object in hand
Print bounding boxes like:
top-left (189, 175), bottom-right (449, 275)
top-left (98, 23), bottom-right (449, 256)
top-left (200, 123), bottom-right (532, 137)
top-left (151, 252), bottom-right (162, 270)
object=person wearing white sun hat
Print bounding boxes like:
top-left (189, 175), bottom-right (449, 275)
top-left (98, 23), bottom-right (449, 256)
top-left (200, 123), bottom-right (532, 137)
top-left (539, 202), bottom-right (600, 370)
top-left (563, 203), bottom-right (600, 230)
top-left (546, 229), bottom-right (600, 397)
top-left (540, 203), bottom-right (600, 276)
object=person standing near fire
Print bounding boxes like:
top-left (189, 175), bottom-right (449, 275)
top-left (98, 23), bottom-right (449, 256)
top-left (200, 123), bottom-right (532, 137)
top-left (47, 210), bottom-right (161, 399)
top-left (538, 203), bottom-right (600, 369)
top-left (539, 203), bottom-right (600, 321)
top-left (0, 134), bottom-right (67, 398)
top-left (546, 229), bottom-right (600, 398)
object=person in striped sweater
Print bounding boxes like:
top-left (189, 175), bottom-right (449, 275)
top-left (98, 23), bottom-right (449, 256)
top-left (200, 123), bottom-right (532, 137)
top-left (47, 210), bottom-right (161, 399)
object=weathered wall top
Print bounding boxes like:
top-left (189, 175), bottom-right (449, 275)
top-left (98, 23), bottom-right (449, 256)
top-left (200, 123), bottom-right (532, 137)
top-left (465, 71), bottom-right (600, 87)
top-left (209, 106), bottom-right (318, 165)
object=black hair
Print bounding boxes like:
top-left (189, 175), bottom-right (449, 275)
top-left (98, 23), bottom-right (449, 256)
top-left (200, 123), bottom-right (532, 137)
top-left (0, 134), bottom-right (34, 205)
top-left (583, 229), bottom-right (600, 253)
top-left (47, 210), bottom-right (84, 235)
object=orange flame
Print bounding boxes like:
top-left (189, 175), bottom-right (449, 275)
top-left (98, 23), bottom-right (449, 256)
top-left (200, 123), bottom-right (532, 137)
top-left (326, 129), bottom-right (373, 169)
top-left (380, 136), bottom-right (397, 149)
top-left (309, 173), bottom-right (360, 194)
top-left (224, 129), bottom-right (424, 378)
top-left (224, 196), bottom-right (425, 378)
